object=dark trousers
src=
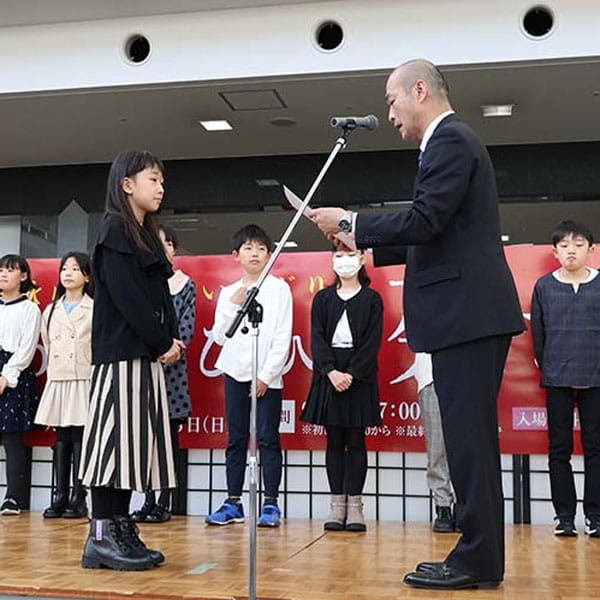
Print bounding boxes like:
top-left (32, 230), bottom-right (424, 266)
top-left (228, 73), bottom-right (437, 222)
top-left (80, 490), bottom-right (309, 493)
top-left (432, 334), bottom-right (511, 582)
top-left (546, 386), bottom-right (600, 519)
top-left (224, 375), bottom-right (282, 498)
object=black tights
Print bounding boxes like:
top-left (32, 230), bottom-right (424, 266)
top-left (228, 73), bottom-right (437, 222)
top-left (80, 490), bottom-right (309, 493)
top-left (55, 426), bottom-right (83, 444)
top-left (325, 426), bottom-right (367, 496)
top-left (91, 487), bottom-right (132, 519)
top-left (1, 431), bottom-right (28, 505)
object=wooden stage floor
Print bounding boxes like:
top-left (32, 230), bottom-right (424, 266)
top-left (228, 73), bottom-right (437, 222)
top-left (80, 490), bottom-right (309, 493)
top-left (0, 514), bottom-right (596, 600)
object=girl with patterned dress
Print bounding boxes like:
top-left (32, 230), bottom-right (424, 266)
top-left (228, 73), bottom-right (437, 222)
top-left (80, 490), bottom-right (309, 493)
top-left (79, 150), bottom-right (184, 571)
top-left (0, 254), bottom-right (41, 515)
top-left (131, 224), bottom-right (196, 523)
top-left (35, 252), bottom-right (94, 519)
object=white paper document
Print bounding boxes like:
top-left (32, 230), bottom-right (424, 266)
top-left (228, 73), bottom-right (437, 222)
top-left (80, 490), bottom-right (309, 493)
top-left (283, 185), bottom-right (357, 251)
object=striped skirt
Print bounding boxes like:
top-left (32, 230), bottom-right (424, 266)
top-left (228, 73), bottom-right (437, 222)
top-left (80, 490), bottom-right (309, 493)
top-left (80, 358), bottom-right (176, 492)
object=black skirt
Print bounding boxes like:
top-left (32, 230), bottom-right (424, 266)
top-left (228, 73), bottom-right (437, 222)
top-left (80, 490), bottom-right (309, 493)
top-left (0, 349), bottom-right (40, 433)
top-left (300, 347), bottom-right (382, 427)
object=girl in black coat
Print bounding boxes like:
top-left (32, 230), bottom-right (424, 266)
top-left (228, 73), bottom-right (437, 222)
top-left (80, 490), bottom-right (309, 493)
top-left (301, 249), bottom-right (383, 531)
top-left (79, 150), bottom-right (183, 572)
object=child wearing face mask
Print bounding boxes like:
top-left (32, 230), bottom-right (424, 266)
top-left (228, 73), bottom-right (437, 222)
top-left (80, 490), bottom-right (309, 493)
top-left (301, 249), bottom-right (383, 531)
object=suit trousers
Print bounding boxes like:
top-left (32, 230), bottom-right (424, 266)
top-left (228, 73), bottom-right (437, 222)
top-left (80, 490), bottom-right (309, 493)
top-left (432, 334), bottom-right (511, 581)
top-left (224, 375), bottom-right (283, 499)
top-left (418, 382), bottom-right (455, 507)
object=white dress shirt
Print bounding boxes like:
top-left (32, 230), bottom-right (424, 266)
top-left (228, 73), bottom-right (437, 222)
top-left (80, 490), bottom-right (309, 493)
top-left (212, 274), bottom-right (293, 389)
top-left (414, 352), bottom-right (433, 394)
top-left (0, 296), bottom-right (42, 388)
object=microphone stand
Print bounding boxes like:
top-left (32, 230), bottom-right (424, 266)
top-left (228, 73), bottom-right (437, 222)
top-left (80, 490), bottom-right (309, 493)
top-left (225, 124), bottom-right (356, 600)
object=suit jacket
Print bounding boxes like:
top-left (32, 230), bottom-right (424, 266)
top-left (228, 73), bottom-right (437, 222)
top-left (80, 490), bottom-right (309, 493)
top-left (42, 294), bottom-right (93, 381)
top-left (356, 114), bottom-right (525, 352)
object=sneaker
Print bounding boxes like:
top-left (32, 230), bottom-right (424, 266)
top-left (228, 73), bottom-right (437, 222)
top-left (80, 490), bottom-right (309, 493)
top-left (205, 501), bottom-right (244, 526)
top-left (258, 503), bottom-right (281, 528)
top-left (433, 506), bottom-right (455, 533)
top-left (585, 517), bottom-right (600, 538)
top-left (0, 498), bottom-right (21, 515)
top-left (554, 516), bottom-right (577, 536)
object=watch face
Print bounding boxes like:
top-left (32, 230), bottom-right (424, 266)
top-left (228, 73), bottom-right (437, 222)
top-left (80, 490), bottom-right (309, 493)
top-left (338, 219), bottom-right (351, 232)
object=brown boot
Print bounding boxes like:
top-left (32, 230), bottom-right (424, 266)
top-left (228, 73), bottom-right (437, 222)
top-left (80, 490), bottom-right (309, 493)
top-left (324, 494), bottom-right (346, 531)
top-left (346, 495), bottom-right (366, 531)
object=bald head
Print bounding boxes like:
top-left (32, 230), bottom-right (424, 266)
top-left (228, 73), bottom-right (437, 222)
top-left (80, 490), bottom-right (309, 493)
top-left (390, 59), bottom-right (450, 100)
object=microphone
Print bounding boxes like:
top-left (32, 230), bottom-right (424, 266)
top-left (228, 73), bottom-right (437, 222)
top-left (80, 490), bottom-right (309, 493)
top-left (330, 115), bottom-right (379, 131)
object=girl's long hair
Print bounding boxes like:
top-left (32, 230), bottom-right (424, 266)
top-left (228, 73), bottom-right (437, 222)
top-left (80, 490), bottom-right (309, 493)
top-left (0, 254), bottom-right (35, 294)
top-left (46, 252), bottom-right (94, 330)
top-left (105, 150), bottom-right (165, 250)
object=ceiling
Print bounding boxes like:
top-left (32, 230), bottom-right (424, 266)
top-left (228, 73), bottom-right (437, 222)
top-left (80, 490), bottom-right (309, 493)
top-left (1, 0), bottom-right (334, 27)
top-left (4, 57), bottom-right (600, 169)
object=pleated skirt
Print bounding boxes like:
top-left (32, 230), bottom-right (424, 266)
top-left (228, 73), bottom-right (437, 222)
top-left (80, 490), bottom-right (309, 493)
top-left (80, 358), bottom-right (176, 492)
top-left (35, 379), bottom-right (89, 427)
top-left (300, 348), bottom-right (382, 427)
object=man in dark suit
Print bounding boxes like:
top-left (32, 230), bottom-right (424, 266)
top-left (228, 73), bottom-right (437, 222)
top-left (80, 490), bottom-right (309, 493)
top-left (312, 59), bottom-right (525, 590)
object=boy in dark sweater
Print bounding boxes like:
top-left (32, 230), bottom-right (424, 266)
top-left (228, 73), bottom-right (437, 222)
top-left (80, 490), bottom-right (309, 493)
top-left (531, 220), bottom-right (600, 538)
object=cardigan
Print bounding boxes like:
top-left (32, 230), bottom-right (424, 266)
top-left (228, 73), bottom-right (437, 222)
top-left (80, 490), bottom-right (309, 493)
top-left (91, 215), bottom-right (177, 364)
top-left (41, 294), bottom-right (93, 381)
top-left (531, 271), bottom-right (600, 387)
top-left (311, 285), bottom-right (383, 383)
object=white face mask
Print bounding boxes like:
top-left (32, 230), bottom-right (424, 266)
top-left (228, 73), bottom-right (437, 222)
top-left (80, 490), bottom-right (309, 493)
top-left (333, 254), bottom-right (361, 279)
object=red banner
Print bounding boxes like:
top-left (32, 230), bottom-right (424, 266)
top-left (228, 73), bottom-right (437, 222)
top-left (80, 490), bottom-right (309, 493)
top-left (26, 246), bottom-right (589, 453)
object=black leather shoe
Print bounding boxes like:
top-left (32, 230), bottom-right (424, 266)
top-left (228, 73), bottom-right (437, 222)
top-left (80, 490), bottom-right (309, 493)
top-left (113, 515), bottom-right (165, 566)
top-left (416, 561), bottom-right (444, 573)
top-left (404, 565), bottom-right (501, 590)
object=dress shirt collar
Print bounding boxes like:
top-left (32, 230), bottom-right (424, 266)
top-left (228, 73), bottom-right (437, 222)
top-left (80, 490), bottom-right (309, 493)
top-left (420, 110), bottom-right (455, 153)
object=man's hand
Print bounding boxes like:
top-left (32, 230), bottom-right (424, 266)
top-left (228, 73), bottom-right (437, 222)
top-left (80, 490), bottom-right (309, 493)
top-left (230, 286), bottom-right (247, 306)
top-left (327, 370), bottom-right (353, 393)
top-left (311, 207), bottom-right (346, 234)
top-left (0, 376), bottom-right (8, 395)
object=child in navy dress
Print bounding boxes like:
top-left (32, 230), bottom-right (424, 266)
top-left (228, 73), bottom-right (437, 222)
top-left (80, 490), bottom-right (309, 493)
top-left (132, 224), bottom-right (196, 523)
top-left (0, 254), bottom-right (41, 515)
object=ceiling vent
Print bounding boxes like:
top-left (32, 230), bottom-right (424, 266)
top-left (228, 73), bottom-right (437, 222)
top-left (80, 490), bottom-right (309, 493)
top-left (219, 89), bottom-right (286, 111)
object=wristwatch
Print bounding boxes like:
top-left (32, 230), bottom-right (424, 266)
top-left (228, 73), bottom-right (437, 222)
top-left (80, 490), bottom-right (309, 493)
top-left (338, 211), bottom-right (353, 233)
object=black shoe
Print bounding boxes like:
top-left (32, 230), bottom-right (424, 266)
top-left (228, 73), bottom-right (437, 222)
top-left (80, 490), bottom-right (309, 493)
top-left (585, 517), bottom-right (600, 538)
top-left (0, 497), bottom-right (21, 516)
top-left (433, 506), bottom-right (455, 533)
top-left (63, 485), bottom-right (88, 519)
top-left (113, 515), bottom-right (165, 566)
top-left (416, 561), bottom-right (445, 573)
top-left (145, 504), bottom-right (172, 523)
top-left (554, 516), bottom-right (577, 537)
top-left (81, 518), bottom-right (156, 571)
top-left (404, 564), bottom-right (501, 590)
top-left (43, 491), bottom-right (69, 519)
top-left (130, 500), bottom-right (155, 523)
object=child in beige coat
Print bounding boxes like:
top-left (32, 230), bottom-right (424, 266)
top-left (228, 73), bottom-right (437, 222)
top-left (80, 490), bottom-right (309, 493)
top-left (35, 252), bottom-right (93, 519)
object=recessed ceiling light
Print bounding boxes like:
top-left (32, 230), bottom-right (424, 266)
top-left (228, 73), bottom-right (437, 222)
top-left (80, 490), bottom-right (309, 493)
top-left (198, 119), bottom-right (233, 131)
top-left (481, 104), bottom-right (514, 118)
top-left (275, 240), bottom-right (298, 248)
top-left (501, 234), bottom-right (510, 242)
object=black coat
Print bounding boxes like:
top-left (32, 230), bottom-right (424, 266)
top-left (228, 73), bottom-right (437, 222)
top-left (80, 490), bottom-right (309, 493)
top-left (91, 215), bottom-right (177, 364)
top-left (310, 285), bottom-right (383, 383)
top-left (356, 114), bottom-right (525, 352)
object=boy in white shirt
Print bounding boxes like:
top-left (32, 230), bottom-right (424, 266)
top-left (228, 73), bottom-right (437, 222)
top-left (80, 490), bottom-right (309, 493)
top-left (206, 225), bottom-right (293, 527)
